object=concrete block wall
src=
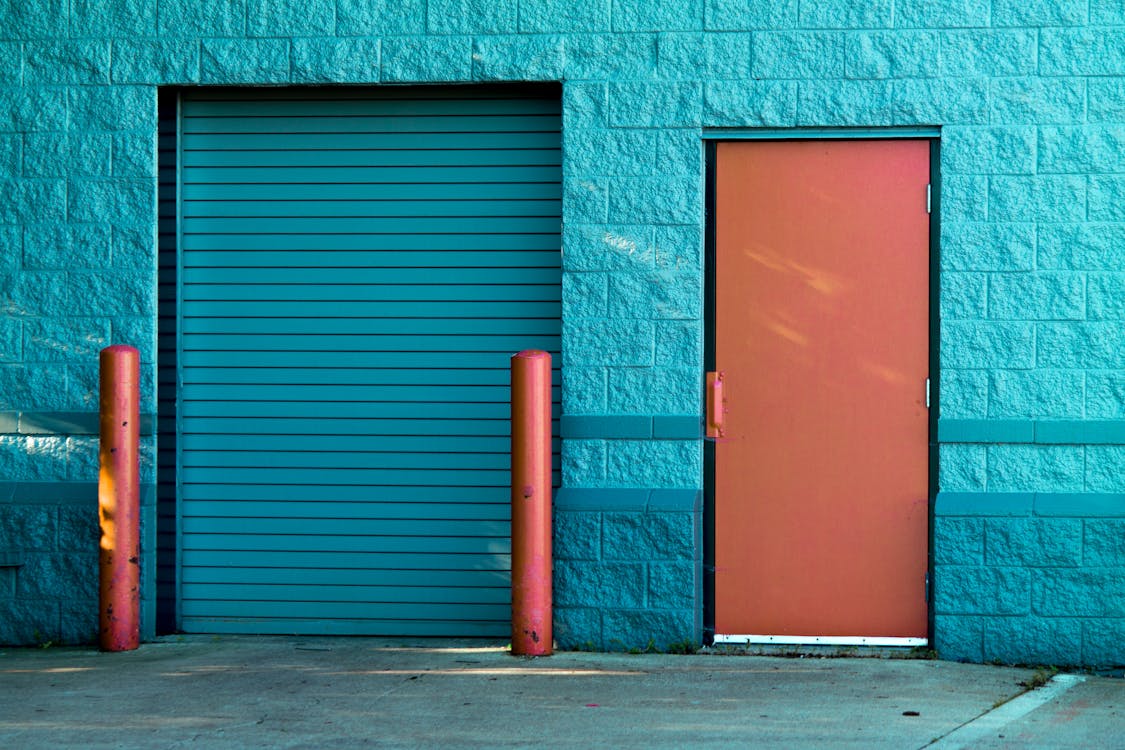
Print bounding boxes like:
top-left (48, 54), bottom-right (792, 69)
top-left (0, 1), bottom-right (1122, 664)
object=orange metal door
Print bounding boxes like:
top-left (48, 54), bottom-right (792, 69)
top-left (712, 140), bottom-right (931, 641)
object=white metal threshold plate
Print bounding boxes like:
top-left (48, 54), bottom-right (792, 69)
top-left (714, 635), bottom-right (928, 647)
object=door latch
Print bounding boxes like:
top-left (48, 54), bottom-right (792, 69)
top-left (706, 371), bottom-right (725, 438)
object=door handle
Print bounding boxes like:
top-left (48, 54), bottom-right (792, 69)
top-left (706, 371), bottom-right (724, 438)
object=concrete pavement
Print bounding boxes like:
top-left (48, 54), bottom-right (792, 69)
top-left (0, 636), bottom-right (1120, 748)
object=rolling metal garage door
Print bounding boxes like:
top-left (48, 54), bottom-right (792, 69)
top-left (177, 87), bottom-right (561, 636)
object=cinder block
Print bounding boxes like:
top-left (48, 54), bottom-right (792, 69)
top-left (1086, 447), bottom-right (1125, 493)
top-left (609, 82), bottom-right (702, 128)
top-left (201, 39), bottom-right (290, 84)
top-left (612, 0), bottom-right (703, 32)
top-left (657, 32), bottom-right (752, 80)
top-left (110, 39), bottom-right (199, 84)
top-left (24, 41), bottom-right (111, 85)
top-left (940, 30), bottom-right (1036, 77)
top-left (934, 614), bottom-right (984, 662)
top-left (1038, 224), bottom-right (1125, 271)
top-left (471, 35), bottom-right (563, 81)
top-left (939, 444), bottom-right (987, 492)
top-left (69, 86), bottom-right (155, 131)
top-left (1037, 322), bottom-right (1125, 369)
top-left (1033, 568), bottom-right (1125, 617)
top-left (564, 34), bottom-right (657, 80)
top-left (554, 510), bottom-right (601, 561)
top-left (703, 80), bottom-right (796, 127)
top-left (59, 596), bottom-right (98, 644)
top-left (704, 0), bottom-right (796, 31)
top-left (66, 437), bottom-right (99, 482)
top-left (939, 175), bottom-right (988, 223)
top-left (0, 505), bottom-right (57, 551)
top-left (563, 177), bottom-right (609, 224)
top-left (381, 37), bottom-right (472, 82)
top-left (561, 439), bottom-right (607, 486)
top-left (0, 364), bottom-right (71, 412)
top-left (752, 32), bottom-right (844, 79)
top-left (648, 561), bottom-right (696, 609)
top-left (69, 268), bottom-right (154, 317)
top-left (1082, 618), bottom-right (1125, 667)
top-left (552, 606), bottom-right (602, 649)
top-left (1083, 520), bottom-right (1125, 567)
top-left (113, 132), bottom-right (157, 178)
top-left (655, 131), bottom-right (703, 177)
top-left (987, 369), bottom-right (1084, 419)
top-left (158, 0), bottom-right (246, 35)
top-left (653, 225), bottom-right (701, 272)
top-left (428, 0), bottom-right (517, 34)
top-left (608, 176), bottom-right (700, 224)
top-left (800, 0), bottom-right (891, 27)
top-left (603, 511), bottom-right (693, 562)
top-left (17, 552), bottom-right (98, 599)
top-left (58, 505), bottom-right (99, 553)
top-left (990, 176), bottom-right (1086, 224)
top-left (563, 82), bottom-right (608, 129)
top-left (0, 319), bottom-right (19, 364)
top-left (336, 0), bottom-right (425, 35)
top-left (988, 272), bottom-right (1085, 321)
top-left (247, 0), bottom-right (335, 36)
top-left (991, 79), bottom-right (1085, 126)
top-left (941, 272), bottom-right (987, 320)
top-left (0, 599), bottom-right (60, 646)
top-left (0, 436), bottom-right (69, 482)
top-left (562, 224), bottom-right (654, 272)
top-left (1089, 78), bottom-right (1125, 123)
top-left (940, 321), bottom-right (1034, 369)
top-left (554, 559), bottom-right (645, 608)
top-left (936, 371), bottom-right (990, 420)
top-left (0, 42), bottom-right (22, 85)
top-left (982, 616), bottom-right (1083, 666)
top-left (0, 180), bottom-right (65, 224)
top-left (1089, 176), bottom-right (1125, 222)
top-left (563, 128), bottom-right (657, 177)
top-left (1087, 373), bottom-right (1125, 418)
top-left (985, 519), bottom-right (1083, 567)
top-left (519, 0), bottom-right (610, 33)
top-left (607, 367), bottom-right (699, 414)
top-left (943, 127), bottom-right (1036, 176)
top-left (24, 222), bottom-right (112, 273)
top-left (988, 445), bottom-right (1084, 493)
top-left (1039, 126), bottom-right (1125, 175)
top-left (292, 38), bottom-right (380, 83)
top-left (562, 272), bottom-right (608, 318)
top-left (934, 517), bottom-right (985, 565)
top-left (654, 320), bottom-right (703, 368)
top-left (846, 31), bottom-right (939, 79)
top-left (70, 132), bottom-right (113, 177)
top-left (995, 0), bottom-right (1087, 25)
top-left (602, 609), bottom-right (695, 652)
top-left (1040, 29), bottom-right (1125, 76)
top-left (798, 79), bottom-right (893, 126)
top-left (940, 221), bottom-right (1035, 277)
top-left (893, 78), bottom-right (992, 125)
top-left (897, 0), bottom-right (989, 28)
top-left (562, 366), bottom-right (608, 413)
top-left (608, 271), bottom-right (699, 321)
top-left (21, 133), bottom-right (67, 178)
top-left (605, 440), bottom-right (699, 489)
top-left (70, 0), bottom-right (157, 37)
top-left (0, 88), bottom-right (68, 132)
top-left (935, 565), bottom-right (1031, 615)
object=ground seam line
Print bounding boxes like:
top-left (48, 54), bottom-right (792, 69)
top-left (923, 674), bottom-right (1087, 749)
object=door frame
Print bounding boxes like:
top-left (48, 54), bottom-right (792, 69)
top-left (701, 129), bottom-right (942, 647)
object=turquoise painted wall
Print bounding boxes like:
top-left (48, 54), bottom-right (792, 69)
top-left (0, 0), bottom-right (1123, 665)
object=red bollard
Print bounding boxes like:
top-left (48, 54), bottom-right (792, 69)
top-left (510, 350), bottom-right (553, 656)
top-left (98, 345), bottom-right (140, 652)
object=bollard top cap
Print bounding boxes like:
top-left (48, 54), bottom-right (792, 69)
top-left (102, 344), bottom-right (140, 355)
top-left (513, 349), bottom-right (551, 360)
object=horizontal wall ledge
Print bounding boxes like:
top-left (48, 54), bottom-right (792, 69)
top-left (936, 492), bottom-right (1125, 517)
top-left (0, 411), bottom-right (156, 436)
top-left (938, 419), bottom-right (1125, 445)
top-left (555, 488), bottom-right (702, 513)
top-left (703, 126), bottom-right (941, 140)
top-left (561, 415), bottom-right (701, 440)
top-left (0, 481), bottom-right (157, 506)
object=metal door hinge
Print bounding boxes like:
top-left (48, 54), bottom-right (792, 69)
top-left (925, 378), bottom-right (931, 408)
top-left (926, 184), bottom-right (932, 214)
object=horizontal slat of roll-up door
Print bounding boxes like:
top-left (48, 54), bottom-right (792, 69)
top-left (178, 86), bottom-right (561, 637)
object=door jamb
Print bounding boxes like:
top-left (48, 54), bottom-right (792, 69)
top-left (701, 132), bottom-right (941, 648)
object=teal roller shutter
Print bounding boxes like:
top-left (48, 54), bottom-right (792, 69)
top-left (178, 87), bottom-right (561, 636)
